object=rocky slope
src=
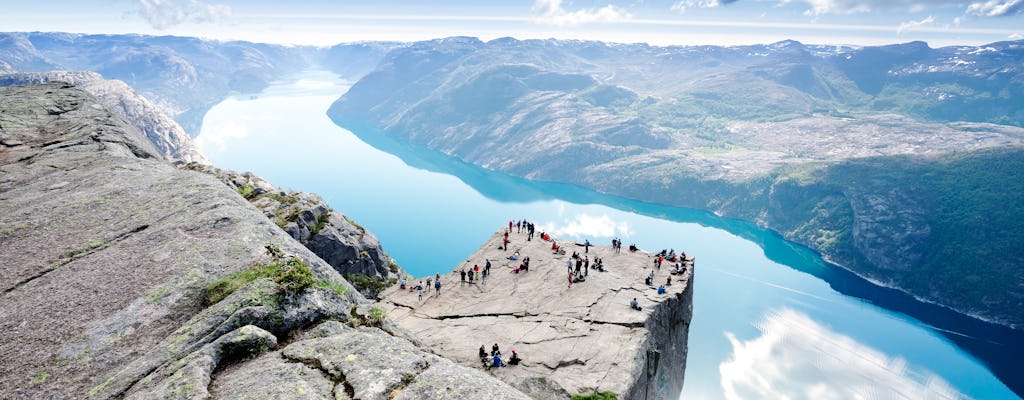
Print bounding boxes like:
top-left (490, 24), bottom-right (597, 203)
top-left (0, 83), bottom-right (531, 399)
top-left (380, 228), bottom-right (694, 399)
top-left (329, 37), bottom-right (1024, 329)
top-left (0, 71), bottom-right (207, 163)
top-left (183, 163), bottom-right (405, 298)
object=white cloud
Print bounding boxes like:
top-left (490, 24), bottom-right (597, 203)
top-left (720, 308), bottom-right (964, 400)
top-left (532, 0), bottom-right (631, 26)
top-left (136, 0), bottom-right (231, 30)
top-left (897, 15), bottom-right (935, 34)
top-left (777, 0), bottom-right (1019, 17)
top-left (966, 0), bottom-right (1024, 16)
top-left (671, 0), bottom-right (739, 13)
top-left (1010, 32), bottom-right (1024, 39)
top-left (543, 213), bottom-right (632, 238)
top-left (194, 119), bottom-right (248, 153)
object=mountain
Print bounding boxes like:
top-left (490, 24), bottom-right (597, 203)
top-left (1, 71), bottom-right (207, 163)
top-left (0, 33), bottom-right (405, 139)
top-left (329, 37), bottom-right (1024, 328)
top-left (0, 82), bottom-right (533, 399)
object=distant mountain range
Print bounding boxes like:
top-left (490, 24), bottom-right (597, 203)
top-left (0, 32), bottom-right (400, 135)
top-left (328, 36), bottom-right (1024, 329)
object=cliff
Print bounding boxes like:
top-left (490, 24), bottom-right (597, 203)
top-left (380, 228), bottom-right (694, 399)
top-left (0, 83), bottom-right (532, 399)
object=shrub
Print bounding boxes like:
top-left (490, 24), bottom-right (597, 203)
top-left (571, 392), bottom-right (618, 400)
top-left (206, 257), bottom-right (315, 305)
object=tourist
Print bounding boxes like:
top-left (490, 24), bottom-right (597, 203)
top-left (479, 345), bottom-right (488, 360)
top-left (629, 244), bottom-right (638, 252)
top-left (666, 276), bottom-right (672, 286)
top-left (417, 287), bottom-right (423, 302)
top-left (585, 239), bottom-right (590, 253)
top-left (509, 350), bottom-right (522, 365)
top-left (584, 256), bottom-right (589, 277)
top-left (630, 297), bottom-right (642, 311)
top-left (400, 277), bottom-right (407, 290)
top-left (434, 279), bottom-right (441, 296)
top-left (485, 259), bottom-right (491, 273)
top-left (568, 272), bottom-right (573, 288)
top-left (492, 353), bottom-right (504, 368)
top-left (492, 343), bottom-right (501, 356)
top-left (657, 284), bottom-right (666, 294)
top-left (460, 269), bottom-right (466, 283)
top-left (644, 275), bottom-right (652, 286)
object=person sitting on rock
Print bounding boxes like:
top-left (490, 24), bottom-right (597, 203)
top-left (630, 297), bottom-right (642, 311)
top-left (551, 241), bottom-right (559, 252)
top-left (509, 350), bottom-right (522, 365)
top-left (479, 345), bottom-right (488, 360)
top-left (657, 284), bottom-right (667, 294)
top-left (644, 275), bottom-right (652, 286)
top-left (629, 244), bottom-right (638, 252)
top-left (492, 343), bottom-right (501, 356)
top-left (492, 352), bottom-right (505, 368)
top-left (666, 276), bottom-right (672, 286)
top-left (400, 277), bottom-right (407, 290)
top-left (509, 250), bottom-right (520, 260)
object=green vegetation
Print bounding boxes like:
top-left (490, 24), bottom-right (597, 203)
top-left (31, 372), bottom-right (48, 385)
top-left (344, 273), bottom-right (397, 297)
top-left (310, 212), bottom-right (330, 235)
top-left (272, 206), bottom-right (302, 230)
top-left (264, 192), bottom-right (299, 205)
top-left (572, 391), bottom-right (617, 400)
top-left (758, 147), bottom-right (1024, 323)
top-left (236, 184), bottom-right (255, 199)
top-left (366, 307), bottom-right (386, 327)
top-left (388, 260), bottom-right (400, 273)
top-left (317, 279), bottom-right (349, 297)
top-left (206, 257), bottom-right (315, 305)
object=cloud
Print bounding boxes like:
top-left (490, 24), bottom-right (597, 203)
top-left (720, 308), bottom-right (964, 400)
top-left (966, 0), bottom-right (1024, 16)
top-left (1011, 32), bottom-right (1024, 39)
top-left (542, 213), bottom-right (632, 238)
top-left (194, 119), bottom-right (248, 153)
top-left (532, 0), bottom-right (631, 26)
top-left (897, 15), bottom-right (935, 34)
top-left (775, 0), bottom-right (1021, 17)
top-left (136, 0), bottom-right (231, 30)
top-left (671, 0), bottom-right (740, 13)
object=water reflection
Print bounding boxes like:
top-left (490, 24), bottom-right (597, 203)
top-left (721, 308), bottom-right (963, 400)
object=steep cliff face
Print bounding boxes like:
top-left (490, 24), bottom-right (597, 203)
top-left (0, 83), bottom-right (531, 399)
top-left (0, 71), bottom-right (207, 163)
top-left (380, 228), bottom-right (694, 399)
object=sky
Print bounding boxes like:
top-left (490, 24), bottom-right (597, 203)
top-left (2, 0), bottom-right (1022, 47)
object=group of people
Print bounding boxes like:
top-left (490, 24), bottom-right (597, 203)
top-left (479, 343), bottom-right (522, 369)
top-left (400, 272), bottom-right (444, 302)
top-left (460, 260), bottom-right (491, 285)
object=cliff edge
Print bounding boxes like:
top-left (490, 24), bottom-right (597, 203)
top-left (381, 227), bottom-right (694, 399)
top-left (0, 83), bottom-right (531, 399)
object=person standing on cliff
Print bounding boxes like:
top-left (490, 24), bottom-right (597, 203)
top-left (434, 279), bottom-right (441, 297)
top-left (584, 256), bottom-right (590, 277)
top-left (485, 259), bottom-right (491, 274)
top-left (585, 239), bottom-right (590, 254)
top-left (460, 269), bottom-right (466, 284)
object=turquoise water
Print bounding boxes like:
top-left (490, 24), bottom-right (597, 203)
top-left (197, 70), bottom-right (1020, 399)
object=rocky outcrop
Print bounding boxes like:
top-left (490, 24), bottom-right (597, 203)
top-left (181, 164), bottom-right (403, 298)
top-left (380, 228), bottom-right (694, 399)
top-left (0, 83), bottom-right (530, 399)
top-left (0, 71), bottom-right (208, 163)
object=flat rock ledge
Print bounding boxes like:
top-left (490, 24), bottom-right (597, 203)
top-left (381, 227), bottom-right (694, 399)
